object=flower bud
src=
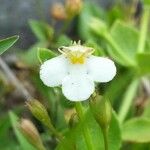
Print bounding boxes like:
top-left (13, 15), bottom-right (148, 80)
top-left (65, 0), bottom-right (83, 19)
top-left (90, 94), bottom-right (112, 129)
top-left (19, 119), bottom-right (45, 150)
top-left (26, 99), bottom-right (52, 128)
top-left (51, 3), bottom-right (67, 20)
top-left (27, 99), bottom-right (63, 141)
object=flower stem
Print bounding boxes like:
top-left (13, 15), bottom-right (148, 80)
top-left (75, 102), bottom-right (94, 150)
top-left (102, 127), bottom-right (109, 150)
top-left (118, 79), bottom-right (139, 123)
top-left (47, 124), bottom-right (63, 141)
top-left (137, 7), bottom-right (150, 53)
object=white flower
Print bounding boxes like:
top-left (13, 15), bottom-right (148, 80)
top-left (40, 41), bottom-right (116, 101)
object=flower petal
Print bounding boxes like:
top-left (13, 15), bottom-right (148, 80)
top-left (40, 55), bottom-right (68, 87)
top-left (87, 56), bottom-right (116, 82)
top-left (62, 74), bottom-right (94, 101)
top-left (68, 63), bottom-right (87, 75)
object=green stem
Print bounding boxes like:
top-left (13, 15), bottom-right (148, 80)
top-left (137, 7), bottom-right (150, 53)
top-left (118, 79), bottom-right (139, 123)
top-left (47, 124), bottom-right (63, 141)
top-left (104, 34), bottom-right (135, 66)
top-left (75, 102), bottom-right (84, 119)
top-left (75, 102), bottom-right (94, 150)
top-left (102, 127), bottom-right (109, 150)
top-left (48, 125), bottom-right (63, 141)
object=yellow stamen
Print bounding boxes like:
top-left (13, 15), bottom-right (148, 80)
top-left (58, 43), bottom-right (95, 64)
top-left (70, 55), bottom-right (85, 64)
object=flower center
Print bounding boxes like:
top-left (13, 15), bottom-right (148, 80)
top-left (58, 43), bottom-right (94, 64)
top-left (68, 51), bottom-right (86, 64)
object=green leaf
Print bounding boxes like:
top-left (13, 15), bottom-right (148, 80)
top-left (56, 130), bottom-right (76, 150)
top-left (111, 21), bottom-right (138, 59)
top-left (89, 17), bottom-right (108, 37)
top-left (56, 110), bottom-right (121, 150)
top-left (0, 114), bottom-right (11, 139)
top-left (131, 143), bottom-right (150, 150)
top-left (0, 36), bottom-right (19, 55)
top-left (136, 53), bottom-right (150, 75)
top-left (0, 140), bottom-right (20, 150)
top-left (55, 35), bottom-right (71, 47)
top-left (107, 5), bottom-right (125, 25)
top-left (81, 110), bottom-right (121, 150)
top-left (118, 79), bottom-right (139, 123)
top-left (104, 70), bottom-right (133, 104)
top-left (85, 39), bottom-right (105, 56)
top-left (29, 20), bottom-right (54, 41)
top-left (19, 41), bottom-right (48, 67)
top-left (108, 21), bottom-right (138, 65)
top-left (9, 111), bottom-right (36, 150)
top-left (142, 98), bottom-right (150, 118)
top-left (38, 48), bottom-right (57, 63)
top-left (78, 2), bottom-right (105, 40)
top-left (143, 0), bottom-right (150, 6)
top-left (122, 117), bottom-right (150, 143)
top-left (90, 19), bottom-right (139, 66)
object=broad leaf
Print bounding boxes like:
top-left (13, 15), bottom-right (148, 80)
top-left (19, 41), bottom-right (48, 67)
top-left (29, 20), bottom-right (54, 41)
top-left (143, 0), bottom-right (150, 6)
top-left (56, 110), bottom-right (121, 150)
top-left (108, 21), bottom-right (138, 66)
top-left (122, 117), bottom-right (150, 143)
top-left (142, 98), bottom-right (150, 118)
top-left (0, 36), bottom-right (19, 55)
top-left (0, 114), bottom-right (11, 140)
top-left (38, 48), bottom-right (57, 63)
top-left (136, 53), bottom-right (150, 75)
top-left (85, 39), bottom-right (105, 56)
top-left (104, 70), bottom-right (134, 104)
top-left (55, 35), bottom-right (71, 47)
top-left (78, 2), bottom-right (105, 40)
top-left (111, 21), bottom-right (138, 59)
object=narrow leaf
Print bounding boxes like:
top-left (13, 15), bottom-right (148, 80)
top-left (0, 35), bottom-right (19, 55)
top-left (9, 111), bottom-right (36, 150)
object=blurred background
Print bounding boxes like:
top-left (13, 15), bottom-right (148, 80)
top-left (0, 0), bottom-right (113, 48)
